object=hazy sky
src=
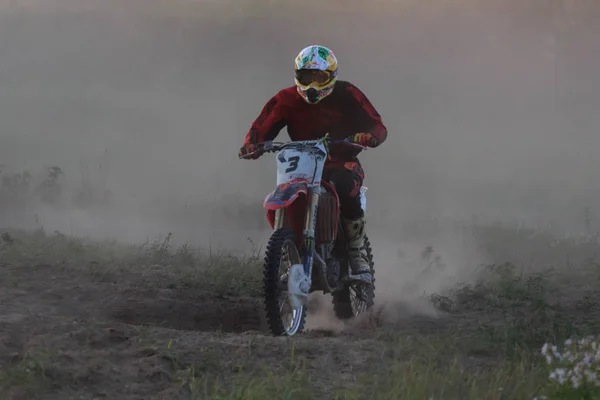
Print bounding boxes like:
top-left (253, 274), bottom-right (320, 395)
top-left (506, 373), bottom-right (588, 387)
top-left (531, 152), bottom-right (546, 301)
top-left (0, 0), bottom-right (599, 238)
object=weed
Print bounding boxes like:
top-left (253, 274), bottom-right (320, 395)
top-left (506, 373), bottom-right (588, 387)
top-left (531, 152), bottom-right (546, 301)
top-left (1, 222), bottom-right (600, 399)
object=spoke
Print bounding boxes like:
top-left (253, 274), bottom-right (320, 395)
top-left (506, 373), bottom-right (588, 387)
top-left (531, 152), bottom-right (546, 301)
top-left (278, 238), bottom-right (304, 335)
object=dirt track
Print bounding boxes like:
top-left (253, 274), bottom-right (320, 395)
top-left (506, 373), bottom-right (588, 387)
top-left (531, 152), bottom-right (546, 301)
top-left (2, 226), bottom-right (600, 399)
top-left (0, 258), bottom-right (398, 399)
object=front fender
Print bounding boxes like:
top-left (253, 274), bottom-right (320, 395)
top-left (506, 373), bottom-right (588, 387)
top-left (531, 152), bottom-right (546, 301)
top-left (263, 181), bottom-right (309, 210)
top-left (264, 181), bottom-right (309, 243)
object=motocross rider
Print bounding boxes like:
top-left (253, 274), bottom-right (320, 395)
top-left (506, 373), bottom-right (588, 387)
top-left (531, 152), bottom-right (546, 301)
top-left (238, 45), bottom-right (387, 284)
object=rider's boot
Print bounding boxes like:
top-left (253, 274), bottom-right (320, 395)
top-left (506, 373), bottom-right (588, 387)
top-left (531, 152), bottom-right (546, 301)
top-left (341, 215), bottom-right (373, 284)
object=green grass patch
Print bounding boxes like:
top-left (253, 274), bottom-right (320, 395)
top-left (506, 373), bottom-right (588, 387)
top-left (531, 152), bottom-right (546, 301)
top-left (0, 228), bottom-right (263, 296)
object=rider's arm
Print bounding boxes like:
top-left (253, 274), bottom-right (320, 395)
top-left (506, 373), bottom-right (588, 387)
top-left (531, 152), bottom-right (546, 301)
top-left (243, 92), bottom-right (288, 145)
top-left (345, 83), bottom-right (388, 147)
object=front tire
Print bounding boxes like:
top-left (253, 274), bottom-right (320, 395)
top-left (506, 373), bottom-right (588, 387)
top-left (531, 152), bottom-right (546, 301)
top-left (332, 234), bottom-right (376, 320)
top-left (263, 227), bottom-right (307, 336)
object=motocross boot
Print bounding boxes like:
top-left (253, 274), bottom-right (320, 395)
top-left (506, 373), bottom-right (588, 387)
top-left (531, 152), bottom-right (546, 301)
top-left (341, 216), bottom-right (373, 284)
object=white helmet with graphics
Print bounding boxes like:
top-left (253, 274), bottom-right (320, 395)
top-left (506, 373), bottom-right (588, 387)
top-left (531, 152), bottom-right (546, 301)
top-left (294, 45), bottom-right (338, 104)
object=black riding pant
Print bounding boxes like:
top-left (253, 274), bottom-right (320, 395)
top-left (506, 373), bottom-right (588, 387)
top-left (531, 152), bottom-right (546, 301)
top-left (322, 166), bottom-right (364, 220)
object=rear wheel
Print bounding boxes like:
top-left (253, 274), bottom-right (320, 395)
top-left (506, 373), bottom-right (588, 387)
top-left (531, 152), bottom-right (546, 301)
top-left (263, 228), bottom-right (307, 336)
top-left (332, 234), bottom-right (376, 319)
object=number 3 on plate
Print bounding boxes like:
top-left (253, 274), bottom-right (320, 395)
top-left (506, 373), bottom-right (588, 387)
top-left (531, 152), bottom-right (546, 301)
top-left (285, 156), bottom-right (300, 173)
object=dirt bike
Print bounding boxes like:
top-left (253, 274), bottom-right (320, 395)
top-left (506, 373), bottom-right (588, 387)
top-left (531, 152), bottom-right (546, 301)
top-left (239, 135), bottom-right (376, 336)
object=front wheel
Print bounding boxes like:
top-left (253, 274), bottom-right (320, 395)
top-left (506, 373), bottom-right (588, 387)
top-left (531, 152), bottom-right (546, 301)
top-left (263, 227), bottom-right (307, 336)
top-left (332, 234), bottom-right (376, 320)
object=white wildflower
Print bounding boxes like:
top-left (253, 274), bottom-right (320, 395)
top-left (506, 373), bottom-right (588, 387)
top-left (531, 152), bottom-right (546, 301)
top-left (553, 368), bottom-right (567, 385)
top-left (542, 343), bottom-right (549, 355)
top-left (538, 336), bottom-right (600, 395)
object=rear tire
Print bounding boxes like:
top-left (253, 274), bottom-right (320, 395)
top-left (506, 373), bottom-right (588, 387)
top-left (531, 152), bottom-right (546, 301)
top-left (332, 234), bottom-right (376, 320)
top-left (263, 228), bottom-right (307, 336)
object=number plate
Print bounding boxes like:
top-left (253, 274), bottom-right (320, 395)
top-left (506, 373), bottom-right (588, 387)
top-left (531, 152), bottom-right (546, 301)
top-left (276, 148), bottom-right (326, 185)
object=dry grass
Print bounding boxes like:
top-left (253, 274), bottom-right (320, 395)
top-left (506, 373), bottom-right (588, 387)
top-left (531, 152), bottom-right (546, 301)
top-left (0, 224), bottom-right (599, 399)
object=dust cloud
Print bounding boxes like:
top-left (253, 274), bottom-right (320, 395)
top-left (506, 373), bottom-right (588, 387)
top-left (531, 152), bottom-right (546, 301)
top-left (0, 0), bottom-right (599, 310)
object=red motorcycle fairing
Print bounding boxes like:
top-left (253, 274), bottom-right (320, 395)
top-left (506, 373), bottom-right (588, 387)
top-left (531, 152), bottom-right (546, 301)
top-left (316, 180), bottom-right (340, 243)
top-left (265, 179), bottom-right (341, 247)
top-left (263, 179), bottom-right (309, 211)
top-left (265, 179), bottom-right (310, 245)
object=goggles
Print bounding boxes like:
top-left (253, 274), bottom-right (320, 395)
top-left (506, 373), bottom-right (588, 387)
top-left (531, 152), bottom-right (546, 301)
top-left (295, 69), bottom-right (333, 86)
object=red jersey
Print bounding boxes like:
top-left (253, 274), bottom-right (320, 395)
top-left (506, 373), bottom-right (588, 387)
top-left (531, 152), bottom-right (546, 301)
top-left (243, 81), bottom-right (387, 169)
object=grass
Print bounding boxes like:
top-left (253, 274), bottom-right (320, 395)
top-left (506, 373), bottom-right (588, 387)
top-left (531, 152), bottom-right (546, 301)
top-left (0, 227), bottom-right (264, 296)
top-left (1, 224), bottom-right (600, 399)
top-left (0, 351), bottom-right (55, 398)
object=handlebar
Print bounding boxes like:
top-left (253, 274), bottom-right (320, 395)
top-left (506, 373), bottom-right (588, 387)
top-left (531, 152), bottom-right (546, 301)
top-left (239, 136), bottom-right (366, 159)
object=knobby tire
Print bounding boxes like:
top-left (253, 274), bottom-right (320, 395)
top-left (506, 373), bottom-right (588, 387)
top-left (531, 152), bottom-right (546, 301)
top-left (332, 234), bottom-right (376, 319)
top-left (263, 227), bottom-right (307, 336)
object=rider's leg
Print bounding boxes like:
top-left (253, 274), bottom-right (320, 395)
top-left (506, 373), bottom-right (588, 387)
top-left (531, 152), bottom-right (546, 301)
top-left (323, 165), bottom-right (373, 284)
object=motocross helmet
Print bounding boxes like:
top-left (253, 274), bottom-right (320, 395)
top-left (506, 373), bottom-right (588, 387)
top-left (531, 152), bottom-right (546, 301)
top-left (294, 45), bottom-right (338, 104)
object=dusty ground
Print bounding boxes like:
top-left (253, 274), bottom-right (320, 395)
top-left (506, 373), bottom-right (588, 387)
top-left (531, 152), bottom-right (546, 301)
top-left (0, 232), bottom-right (424, 399)
top-left (1, 227), bottom-right (600, 399)
top-left (0, 228), bottom-right (391, 399)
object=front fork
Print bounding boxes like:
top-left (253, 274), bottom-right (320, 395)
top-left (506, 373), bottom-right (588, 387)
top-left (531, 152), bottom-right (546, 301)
top-left (273, 188), bottom-right (320, 278)
top-left (302, 189), bottom-right (320, 278)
